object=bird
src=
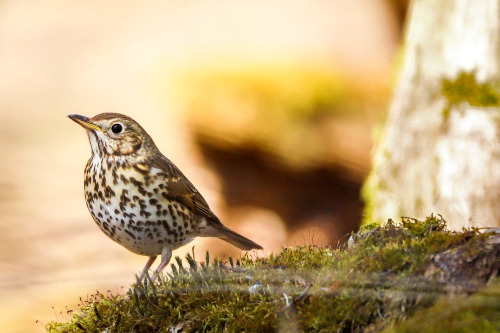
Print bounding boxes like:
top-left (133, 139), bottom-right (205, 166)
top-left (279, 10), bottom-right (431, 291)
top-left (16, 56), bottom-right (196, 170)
top-left (68, 113), bottom-right (262, 282)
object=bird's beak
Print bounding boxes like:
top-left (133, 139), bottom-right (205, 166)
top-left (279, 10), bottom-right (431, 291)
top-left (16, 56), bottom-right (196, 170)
top-left (68, 114), bottom-right (102, 132)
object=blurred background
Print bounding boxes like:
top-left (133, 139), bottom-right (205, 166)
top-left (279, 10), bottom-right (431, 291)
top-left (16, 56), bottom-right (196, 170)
top-left (0, 0), bottom-right (407, 331)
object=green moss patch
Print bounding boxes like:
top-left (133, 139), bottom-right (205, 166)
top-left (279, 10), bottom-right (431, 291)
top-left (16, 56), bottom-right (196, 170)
top-left (385, 280), bottom-right (500, 333)
top-left (441, 71), bottom-right (500, 118)
top-left (46, 215), bottom-right (499, 332)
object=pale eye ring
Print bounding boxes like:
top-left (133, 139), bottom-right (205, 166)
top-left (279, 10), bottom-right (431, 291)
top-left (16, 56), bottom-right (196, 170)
top-left (111, 123), bottom-right (123, 134)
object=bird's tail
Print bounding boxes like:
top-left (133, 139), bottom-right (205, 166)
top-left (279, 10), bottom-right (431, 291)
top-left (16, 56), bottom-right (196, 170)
top-left (210, 224), bottom-right (263, 250)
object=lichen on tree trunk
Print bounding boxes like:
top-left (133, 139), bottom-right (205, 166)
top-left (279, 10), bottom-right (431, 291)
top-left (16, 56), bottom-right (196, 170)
top-left (364, 0), bottom-right (500, 229)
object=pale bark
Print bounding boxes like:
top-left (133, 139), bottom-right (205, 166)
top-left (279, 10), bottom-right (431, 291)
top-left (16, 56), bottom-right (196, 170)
top-left (366, 0), bottom-right (500, 229)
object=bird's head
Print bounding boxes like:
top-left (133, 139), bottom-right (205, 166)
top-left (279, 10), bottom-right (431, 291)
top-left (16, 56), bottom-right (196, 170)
top-left (68, 113), bottom-right (156, 159)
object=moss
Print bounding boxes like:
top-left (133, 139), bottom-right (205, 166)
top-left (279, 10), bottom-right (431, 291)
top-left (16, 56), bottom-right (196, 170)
top-left (361, 148), bottom-right (395, 227)
top-left (360, 172), bottom-right (382, 226)
top-left (384, 280), bottom-right (500, 333)
top-left (46, 215), bottom-right (497, 333)
top-left (441, 71), bottom-right (500, 118)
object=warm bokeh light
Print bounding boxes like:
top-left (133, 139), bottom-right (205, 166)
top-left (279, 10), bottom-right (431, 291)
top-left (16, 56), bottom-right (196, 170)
top-left (0, 1), bottom-right (399, 331)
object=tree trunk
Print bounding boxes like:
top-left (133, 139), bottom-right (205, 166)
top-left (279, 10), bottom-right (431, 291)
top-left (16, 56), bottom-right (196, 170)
top-left (364, 0), bottom-right (500, 229)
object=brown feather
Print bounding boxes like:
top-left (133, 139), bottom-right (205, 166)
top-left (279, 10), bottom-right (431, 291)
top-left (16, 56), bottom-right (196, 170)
top-left (150, 155), bottom-right (222, 224)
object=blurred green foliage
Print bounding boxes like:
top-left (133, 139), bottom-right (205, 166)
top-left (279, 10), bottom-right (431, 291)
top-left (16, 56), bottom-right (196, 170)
top-left (173, 62), bottom-right (385, 172)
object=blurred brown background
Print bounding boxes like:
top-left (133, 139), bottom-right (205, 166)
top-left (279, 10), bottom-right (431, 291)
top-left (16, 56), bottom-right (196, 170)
top-left (0, 1), bottom-right (405, 331)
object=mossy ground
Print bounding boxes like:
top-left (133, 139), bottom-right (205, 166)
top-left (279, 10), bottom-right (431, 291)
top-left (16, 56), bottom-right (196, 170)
top-left (384, 280), bottom-right (500, 333)
top-left (47, 215), bottom-right (499, 332)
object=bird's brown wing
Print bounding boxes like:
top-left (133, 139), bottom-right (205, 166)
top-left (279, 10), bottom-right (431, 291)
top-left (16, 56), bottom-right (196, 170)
top-left (151, 155), bottom-right (262, 251)
top-left (151, 155), bottom-right (222, 224)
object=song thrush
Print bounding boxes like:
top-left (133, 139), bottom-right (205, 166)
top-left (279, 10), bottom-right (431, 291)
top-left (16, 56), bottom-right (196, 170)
top-left (69, 113), bottom-right (262, 281)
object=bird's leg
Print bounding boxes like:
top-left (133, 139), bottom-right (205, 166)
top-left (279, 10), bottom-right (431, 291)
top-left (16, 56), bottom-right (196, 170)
top-left (151, 247), bottom-right (172, 281)
top-left (138, 256), bottom-right (157, 282)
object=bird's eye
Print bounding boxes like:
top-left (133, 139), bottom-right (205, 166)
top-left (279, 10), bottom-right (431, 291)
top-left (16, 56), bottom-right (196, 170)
top-left (111, 123), bottom-right (123, 134)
